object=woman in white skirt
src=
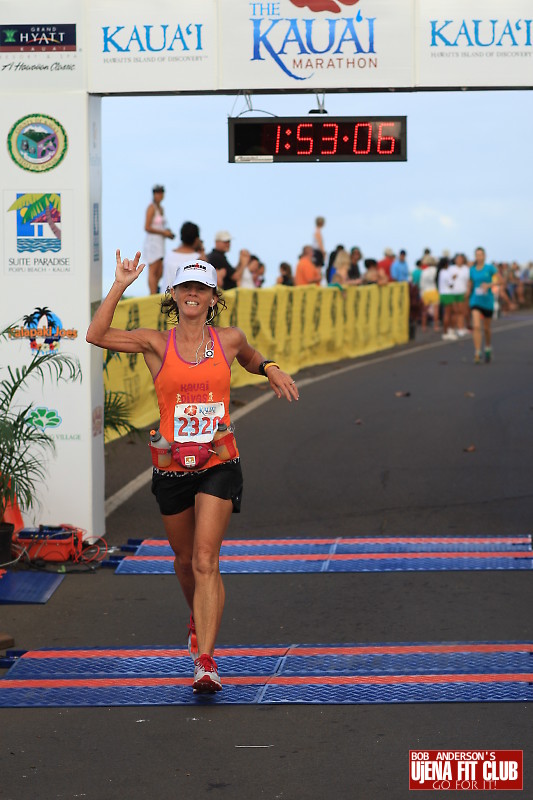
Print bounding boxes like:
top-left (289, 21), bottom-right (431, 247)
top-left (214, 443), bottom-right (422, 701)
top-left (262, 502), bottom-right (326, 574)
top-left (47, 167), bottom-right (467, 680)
top-left (144, 185), bottom-right (175, 294)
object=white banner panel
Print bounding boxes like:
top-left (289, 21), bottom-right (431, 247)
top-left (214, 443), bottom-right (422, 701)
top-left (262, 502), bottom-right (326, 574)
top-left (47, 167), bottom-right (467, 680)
top-left (219, 0), bottom-right (414, 91)
top-left (0, 0), bottom-right (86, 93)
top-left (416, 0), bottom-right (533, 88)
top-left (87, 0), bottom-right (218, 94)
top-left (0, 90), bottom-right (104, 540)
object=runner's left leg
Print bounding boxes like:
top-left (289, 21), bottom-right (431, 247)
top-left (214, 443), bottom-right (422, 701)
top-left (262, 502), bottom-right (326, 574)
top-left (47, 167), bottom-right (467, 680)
top-left (483, 317), bottom-right (492, 349)
top-left (192, 493), bottom-right (233, 657)
top-left (162, 505), bottom-right (196, 611)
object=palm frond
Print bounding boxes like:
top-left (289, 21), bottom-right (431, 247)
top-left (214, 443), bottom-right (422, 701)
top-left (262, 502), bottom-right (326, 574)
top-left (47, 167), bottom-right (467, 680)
top-left (0, 321), bottom-right (81, 519)
top-left (0, 414), bottom-right (55, 517)
top-left (103, 348), bottom-right (122, 376)
top-left (7, 194), bottom-right (50, 213)
top-left (0, 350), bottom-right (81, 411)
top-left (104, 389), bottom-right (140, 439)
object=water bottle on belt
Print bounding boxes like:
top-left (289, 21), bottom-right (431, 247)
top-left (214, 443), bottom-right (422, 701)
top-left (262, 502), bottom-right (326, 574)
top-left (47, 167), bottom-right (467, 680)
top-left (211, 423), bottom-right (238, 461)
top-left (148, 429), bottom-right (172, 468)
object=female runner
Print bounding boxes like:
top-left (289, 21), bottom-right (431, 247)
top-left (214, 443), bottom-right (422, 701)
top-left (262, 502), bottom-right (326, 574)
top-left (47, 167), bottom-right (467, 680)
top-left (87, 251), bottom-right (298, 692)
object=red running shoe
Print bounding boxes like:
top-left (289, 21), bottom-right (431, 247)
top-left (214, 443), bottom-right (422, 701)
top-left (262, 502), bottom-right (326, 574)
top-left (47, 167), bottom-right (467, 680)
top-left (193, 654), bottom-right (222, 693)
top-left (187, 614), bottom-right (198, 660)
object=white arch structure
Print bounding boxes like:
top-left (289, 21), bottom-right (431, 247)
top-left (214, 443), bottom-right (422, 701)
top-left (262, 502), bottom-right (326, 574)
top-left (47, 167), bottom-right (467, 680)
top-left (1, 0), bottom-right (531, 539)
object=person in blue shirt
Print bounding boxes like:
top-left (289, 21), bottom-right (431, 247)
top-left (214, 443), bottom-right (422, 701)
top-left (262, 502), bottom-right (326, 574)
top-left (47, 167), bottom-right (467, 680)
top-left (390, 250), bottom-right (409, 283)
top-left (468, 246), bottom-right (499, 363)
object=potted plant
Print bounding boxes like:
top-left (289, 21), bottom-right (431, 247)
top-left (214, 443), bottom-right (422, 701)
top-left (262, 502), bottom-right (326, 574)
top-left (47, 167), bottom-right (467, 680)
top-left (0, 324), bottom-right (81, 564)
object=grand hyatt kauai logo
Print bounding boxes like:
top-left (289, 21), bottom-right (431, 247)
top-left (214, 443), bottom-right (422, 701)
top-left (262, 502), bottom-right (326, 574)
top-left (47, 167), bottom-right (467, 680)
top-left (250, 0), bottom-right (375, 80)
top-left (8, 193), bottom-right (61, 254)
top-left (9, 306), bottom-right (78, 353)
top-left (7, 114), bottom-right (68, 173)
top-left (0, 24), bottom-right (76, 52)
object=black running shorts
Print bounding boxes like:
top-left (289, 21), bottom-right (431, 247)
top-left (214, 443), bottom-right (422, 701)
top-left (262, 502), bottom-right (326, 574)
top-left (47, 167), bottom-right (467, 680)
top-left (470, 305), bottom-right (494, 319)
top-left (151, 459), bottom-right (243, 516)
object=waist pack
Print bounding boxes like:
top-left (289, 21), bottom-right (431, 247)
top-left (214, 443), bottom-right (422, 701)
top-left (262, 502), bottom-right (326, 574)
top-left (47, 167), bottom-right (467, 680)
top-left (154, 422), bottom-right (238, 471)
top-left (170, 441), bottom-right (213, 470)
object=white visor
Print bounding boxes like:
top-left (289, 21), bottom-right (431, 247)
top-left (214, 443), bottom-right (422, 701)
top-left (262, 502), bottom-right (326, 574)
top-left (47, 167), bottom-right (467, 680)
top-left (172, 259), bottom-right (217, 289)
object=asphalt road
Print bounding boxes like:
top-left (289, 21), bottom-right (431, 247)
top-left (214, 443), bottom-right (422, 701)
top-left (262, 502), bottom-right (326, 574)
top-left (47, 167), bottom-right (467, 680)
top-left (2, 314), bottom-right (532, 800)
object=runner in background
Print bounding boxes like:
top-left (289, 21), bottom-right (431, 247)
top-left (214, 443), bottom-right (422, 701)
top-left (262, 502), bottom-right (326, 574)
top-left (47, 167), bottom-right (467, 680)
top-left (467, 247), bottom-right (499, 364)
top-left (86, 252), bottom-right (298, 694)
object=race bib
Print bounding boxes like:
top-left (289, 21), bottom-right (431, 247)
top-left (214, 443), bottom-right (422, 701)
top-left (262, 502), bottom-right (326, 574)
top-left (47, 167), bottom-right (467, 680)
top-left (174, 402), bottom-right (225, 444)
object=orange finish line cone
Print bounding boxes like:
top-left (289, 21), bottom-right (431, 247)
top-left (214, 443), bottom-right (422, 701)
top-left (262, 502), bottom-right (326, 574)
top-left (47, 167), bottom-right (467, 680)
top-left (3, 496), bottom-right (24, 533)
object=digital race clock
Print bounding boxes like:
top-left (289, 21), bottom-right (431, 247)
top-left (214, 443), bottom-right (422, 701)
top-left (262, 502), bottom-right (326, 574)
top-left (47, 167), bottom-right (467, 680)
top-left (229, 116), bottom-right (407, 163)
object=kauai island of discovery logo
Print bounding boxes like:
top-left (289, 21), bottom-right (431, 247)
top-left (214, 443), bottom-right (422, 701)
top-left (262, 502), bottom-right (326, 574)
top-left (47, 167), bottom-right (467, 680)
top-left (7, 113), bottom-right (67, 173)
top-left (9, 306), bottom-right (78, 353)
top-left (8, 193), bottom-right (61, 253)
top-left (251, 0), bottom-right (375, 81)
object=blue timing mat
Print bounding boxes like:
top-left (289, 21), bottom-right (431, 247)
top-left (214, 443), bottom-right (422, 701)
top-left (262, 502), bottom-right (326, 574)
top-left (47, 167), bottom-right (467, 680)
top-left (113, 536), bottom-right (533, 574)
top-left (1, 641), bottom-right (532, 707)
top-left (0, 570), bottom-right (65, 604)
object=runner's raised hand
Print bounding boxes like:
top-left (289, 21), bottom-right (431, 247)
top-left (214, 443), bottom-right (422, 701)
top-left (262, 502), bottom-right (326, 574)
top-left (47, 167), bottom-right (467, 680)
top-left (115, 249), bottom-right (145, 285)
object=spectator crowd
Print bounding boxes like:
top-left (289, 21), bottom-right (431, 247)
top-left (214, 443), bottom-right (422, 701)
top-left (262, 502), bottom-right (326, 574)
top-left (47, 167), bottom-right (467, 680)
top-left (142, 191), bottom-right (531, 343)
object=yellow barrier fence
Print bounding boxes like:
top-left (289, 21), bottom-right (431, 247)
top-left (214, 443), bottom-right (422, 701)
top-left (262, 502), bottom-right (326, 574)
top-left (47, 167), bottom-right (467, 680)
top-left (103, 283), bottom-right (409, 441)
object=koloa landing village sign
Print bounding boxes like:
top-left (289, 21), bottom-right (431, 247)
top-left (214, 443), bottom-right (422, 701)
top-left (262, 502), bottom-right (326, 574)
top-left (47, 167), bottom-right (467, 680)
top-left (0, 0), bottom-right (531, 540)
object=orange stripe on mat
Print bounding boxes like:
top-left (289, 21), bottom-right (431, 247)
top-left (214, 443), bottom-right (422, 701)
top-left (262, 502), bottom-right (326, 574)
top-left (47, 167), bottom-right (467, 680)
top-left (22, 647), bottom-right (287, 660)
top-left (125, 551), bottom-right (533, 562)
top-left (3, 673), bottom-right (532, 690)
top-left (142, 537), bottom-right (531, 547)
top-left (19, 643), bottom-right (533, 660)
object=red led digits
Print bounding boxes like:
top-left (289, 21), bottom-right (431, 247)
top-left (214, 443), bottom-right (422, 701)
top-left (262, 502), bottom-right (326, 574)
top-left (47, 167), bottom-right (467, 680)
top-left (377, 122), bottom-right (396, 155)
top-left (296, 123), bottom-right (313, 154)
top-left (320, 123), bottom-right (339, 155)
top-left (353, 123), bottom-right (372, 155)
top-left (275, 124), bottom-right (282, 155)
top-left (230, 116), bottom-right (406, 162)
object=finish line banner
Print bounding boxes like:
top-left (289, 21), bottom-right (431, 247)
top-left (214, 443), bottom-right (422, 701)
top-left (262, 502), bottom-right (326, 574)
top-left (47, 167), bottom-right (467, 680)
top-left (103, 283), bottom-right (408, 440)
top-left (409, 750), bottom-right (524, 791)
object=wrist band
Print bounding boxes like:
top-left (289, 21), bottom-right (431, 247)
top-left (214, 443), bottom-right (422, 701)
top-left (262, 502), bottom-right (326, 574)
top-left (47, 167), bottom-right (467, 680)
top-left (259, 360), bottom-right (280, 376)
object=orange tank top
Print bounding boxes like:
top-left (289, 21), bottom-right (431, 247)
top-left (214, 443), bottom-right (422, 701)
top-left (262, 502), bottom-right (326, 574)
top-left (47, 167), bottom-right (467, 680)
top-left (153, 326), bottom-right (237, 472)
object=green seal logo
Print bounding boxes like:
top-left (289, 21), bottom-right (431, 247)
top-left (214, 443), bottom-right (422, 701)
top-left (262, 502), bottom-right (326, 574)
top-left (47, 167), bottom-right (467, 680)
top-left (7, 113), bottom-right (68, 173)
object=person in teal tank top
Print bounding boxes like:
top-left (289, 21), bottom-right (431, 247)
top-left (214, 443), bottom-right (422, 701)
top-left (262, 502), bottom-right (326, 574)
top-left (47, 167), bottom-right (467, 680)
top-left (468, 247), bottom-right (499, 364)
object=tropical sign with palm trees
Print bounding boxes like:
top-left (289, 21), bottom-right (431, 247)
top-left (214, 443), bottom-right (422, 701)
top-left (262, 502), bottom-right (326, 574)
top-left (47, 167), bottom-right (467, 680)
top-left (8, 193), bottom-right (61, 253)
top-left (8, 306), bottom-right (78, 354)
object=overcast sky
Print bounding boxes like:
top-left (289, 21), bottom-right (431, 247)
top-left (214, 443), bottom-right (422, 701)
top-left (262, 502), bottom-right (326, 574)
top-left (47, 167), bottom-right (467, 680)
top-left (101, 89), bottom-right (533, 295)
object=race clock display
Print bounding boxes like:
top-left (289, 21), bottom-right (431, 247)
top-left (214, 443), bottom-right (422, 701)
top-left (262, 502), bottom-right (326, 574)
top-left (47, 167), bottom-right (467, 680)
top-left (229, 116), bottom-right (407, 163)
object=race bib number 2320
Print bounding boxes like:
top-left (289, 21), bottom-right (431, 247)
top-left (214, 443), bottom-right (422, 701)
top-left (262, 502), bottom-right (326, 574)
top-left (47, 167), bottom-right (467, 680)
top-left (174, 402), bottom-right (225, 444)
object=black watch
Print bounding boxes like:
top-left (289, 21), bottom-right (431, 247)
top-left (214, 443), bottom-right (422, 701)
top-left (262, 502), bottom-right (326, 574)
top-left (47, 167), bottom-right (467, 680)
top-left (259, 360), bottom-right (275, 377)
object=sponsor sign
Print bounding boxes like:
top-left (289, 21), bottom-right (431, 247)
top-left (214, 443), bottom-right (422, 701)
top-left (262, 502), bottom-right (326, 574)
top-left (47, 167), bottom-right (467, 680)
top-left (84, 0), bottom-right (533, 93)
top-left (8, 305), bottom-right (78, 354)
top-left (87, 0), bottom-right (217, 93)
top-left (26, 406), bottom-right (62, 430)
top-left (409, 751), bottom-right (523, 791)
top-left (219, 0), bottom-right (413, 90)
top-left (4, 190), bottom-right (72, 275)
top-left (416, 0), bottom-right (533, 87)
top-left (0, 24), bottom-right (76, 52)
top-left (7, 113), bottom-right (68, 172)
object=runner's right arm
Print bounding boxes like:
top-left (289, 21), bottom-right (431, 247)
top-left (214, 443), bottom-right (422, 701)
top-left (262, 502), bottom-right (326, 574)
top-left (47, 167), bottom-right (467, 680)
top-left (86, 249), bottom-right (159, 354)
